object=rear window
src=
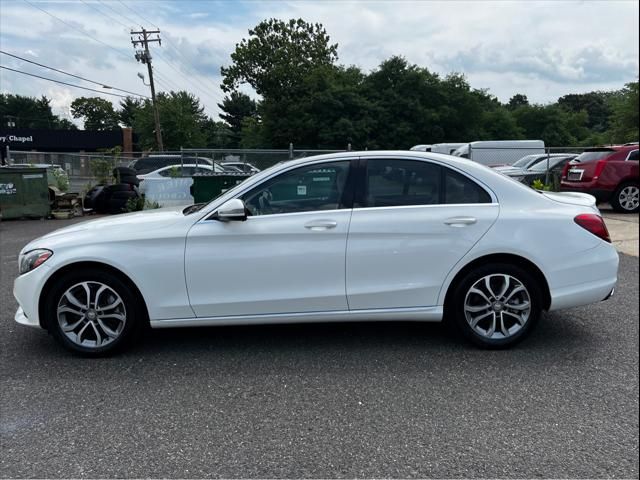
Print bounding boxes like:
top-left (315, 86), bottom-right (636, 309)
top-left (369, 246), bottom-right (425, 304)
top-left (574, 150), bottom-right (615, 163)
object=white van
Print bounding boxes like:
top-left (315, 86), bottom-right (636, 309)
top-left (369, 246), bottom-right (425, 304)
top-left (409, 144), bottom-right (432, 152)
top-left (430, 143), bottom-right (467, 155)
top-left (452, 140), bottom-right (545, 166)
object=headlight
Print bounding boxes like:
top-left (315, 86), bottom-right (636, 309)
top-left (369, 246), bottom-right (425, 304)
top-left (19, 249), bottom-right (53, 275)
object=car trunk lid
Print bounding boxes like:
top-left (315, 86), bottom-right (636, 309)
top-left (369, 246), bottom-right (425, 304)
top-left (541, 191), bottom-right (597, 208)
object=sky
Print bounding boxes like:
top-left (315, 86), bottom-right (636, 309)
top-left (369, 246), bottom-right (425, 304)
top-left (0, 0), bottom-right (638, 126)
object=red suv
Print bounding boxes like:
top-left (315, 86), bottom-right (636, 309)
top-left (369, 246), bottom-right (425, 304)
top-left (560, 144), bottom-right (639, 213)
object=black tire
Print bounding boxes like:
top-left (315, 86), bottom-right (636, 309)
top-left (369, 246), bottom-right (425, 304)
top-left (43, 268), bottom-right (144, 356)
top-left (110, 191), bottom-right (138, 200)
top-left (104, 184), bottom-right (135, 194)
top-left (119, 175), bottom-right (140, 186)
top-left (113, 166), bottom-right (137, 178)
top-left (83, 185), bottom-right (105, 210)
top-left (450, 263), bottom-right (542, 349)
top-left (610, 182), bottom-right (639, 213)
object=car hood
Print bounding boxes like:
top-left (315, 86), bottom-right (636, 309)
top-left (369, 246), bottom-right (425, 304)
top-left (24, 206), bottom-right (190, 252)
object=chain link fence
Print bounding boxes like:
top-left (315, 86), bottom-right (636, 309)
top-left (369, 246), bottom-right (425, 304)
top-left (4, 145), bottom-right (591, 194)
top-left (4, 147), bottom-right (345, 192)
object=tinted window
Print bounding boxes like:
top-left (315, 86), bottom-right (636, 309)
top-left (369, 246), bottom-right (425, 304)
top-left (529, 156), bottom-right (570, 172)
top-left (574, 150), bottom-right (614, 163)
top-left (627, 150), bottom-right (639, 161)
top-left (365, 159), bottom-right (441, 207)
top-left (444, 169), bottom-right (492, 204)
top-left (242, 161), bottom-right (350, 216)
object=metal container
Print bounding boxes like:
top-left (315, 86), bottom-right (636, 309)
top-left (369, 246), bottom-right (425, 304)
top-left (0, 167), bottom-right (51, 220)
top-left (191, 173), bottom-right (252, 204)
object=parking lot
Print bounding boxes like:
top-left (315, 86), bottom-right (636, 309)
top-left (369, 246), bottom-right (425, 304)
top-left (0, 216), bottom-right (638, 478)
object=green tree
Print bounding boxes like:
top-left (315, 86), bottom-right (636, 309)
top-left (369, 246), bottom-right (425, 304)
top-left (132, 91), bottom-right (209, 150)
top-left (608, 81), bottom-right (639, 143)
top-left (507, 94), bottom-right (529, 110)
top-left (221, 18), bottom-right (338, 99)
top-left (0, 94), bottom-right (77, 129)
top-left (118, 96), bottom-right (144, 128)
top-left (70, 97), bottom-right (120, 130)
top-left (557, 91), bottom-right (614, 132)
top-left (218, 92), bottom-right (257, 146)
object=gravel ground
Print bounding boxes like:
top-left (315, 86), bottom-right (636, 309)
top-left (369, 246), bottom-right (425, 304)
top-left (1, 217), bottom-right (638, 479)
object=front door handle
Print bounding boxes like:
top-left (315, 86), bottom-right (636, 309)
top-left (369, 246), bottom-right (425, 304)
top-left (444, 216), bottom-right (477, 227)
top-left (304, 220), bottom-right (338, 231)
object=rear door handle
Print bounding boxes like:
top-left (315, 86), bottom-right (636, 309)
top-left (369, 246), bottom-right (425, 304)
top-left (304, 220), bottom-right (338, 231)
top-left (444, 216), bottom-right (477, 227)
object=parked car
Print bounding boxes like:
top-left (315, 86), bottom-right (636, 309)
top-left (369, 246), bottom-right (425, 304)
top-left (430, 143), bottom-right (467, 155)
top-left (498, 154), bottom-right (577, 183)
top-left (560, 145), bottom-right (639, 213)
top-left (14, 151), bottom-right (618, 355)
top-left (129, 155), bottom-right (215, 175)
top-left (409, 144), bottom-right (432, 152)
top-left (221, 161), bottom-right (261, 174)
top-left (452, 140), bottom-right (545, 166)
top-left (138, 164), bottom-right (226, 208)
top-left (493, 154), bottom-right (572, 175)
top-left (137, 163), bottom-right (225, 180)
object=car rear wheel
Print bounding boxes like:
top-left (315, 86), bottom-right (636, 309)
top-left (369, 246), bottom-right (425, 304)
top-left (451, 263), bottom-right (542, 348)
top-left (611, 182), bottom-right (639, 213)
top-left (45, 269), bottom-right (143, 355)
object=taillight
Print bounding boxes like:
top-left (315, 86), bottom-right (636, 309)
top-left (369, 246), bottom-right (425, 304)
top-left (561, 162), bottom-right (571, 179)
top-left (574, 214), bottom-right (611, 243)
top-left (593, 160), bottom-right (607, 179)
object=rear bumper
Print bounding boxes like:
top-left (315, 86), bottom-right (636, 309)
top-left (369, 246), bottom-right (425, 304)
top-left (548, 241), bottom-right (619, 311)
top-left (560, 182), bottom-right (612, 203)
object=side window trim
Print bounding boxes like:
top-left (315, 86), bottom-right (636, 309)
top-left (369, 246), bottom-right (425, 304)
top-left (626, 149), bottom-right (639, 161)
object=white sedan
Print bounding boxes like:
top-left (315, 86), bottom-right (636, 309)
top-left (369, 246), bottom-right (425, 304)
top-left (14, 151), bottom-right (618, 355)
top-left (137, 164), bottom-right (227, 208)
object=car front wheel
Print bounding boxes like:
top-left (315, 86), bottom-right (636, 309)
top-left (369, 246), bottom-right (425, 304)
top-left (44, 269), bottom-right (143, 355)
top-left (451, 264), bottom-right (542, 348)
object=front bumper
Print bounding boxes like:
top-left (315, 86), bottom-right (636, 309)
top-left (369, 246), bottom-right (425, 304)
top-left (13, 263), bottom-right (52, 329)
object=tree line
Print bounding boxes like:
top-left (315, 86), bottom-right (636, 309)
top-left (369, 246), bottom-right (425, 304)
top-left (2, 18), bottom-right (637, 151)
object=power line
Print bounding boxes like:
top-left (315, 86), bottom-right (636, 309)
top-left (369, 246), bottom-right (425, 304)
top-left (22, 0), bottom-right (132, 63)
top-left (0, 50), bottom-right (150, 98)
top-left (79, 0), bottom-right (130, 30)
top-left (76, 0), bottom-right (222, 110)
top-left (0, 66), bottom-right (134, 98)
top-left (110, 0), bottom-right (225, 104)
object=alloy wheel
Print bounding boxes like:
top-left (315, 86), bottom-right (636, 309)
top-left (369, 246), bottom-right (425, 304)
top-left (57, 281), bottom-right (127, 348)
top-left (464, 274), bottom-right (531, 340)
top-left (618, 185), bottom-right (639, 211)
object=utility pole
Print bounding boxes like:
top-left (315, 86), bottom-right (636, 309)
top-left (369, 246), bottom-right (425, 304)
top-left (131, 28), bottom-right (163, 151)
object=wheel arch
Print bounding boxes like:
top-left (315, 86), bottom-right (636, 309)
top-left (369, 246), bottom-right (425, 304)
top-left (443, 253), bottom-right (551, 314)
top-left (38, 261), bottom-right (150, 330)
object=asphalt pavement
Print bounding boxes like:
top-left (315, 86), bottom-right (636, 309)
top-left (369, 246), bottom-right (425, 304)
top-left (1, 217), bottom-right (638, 478)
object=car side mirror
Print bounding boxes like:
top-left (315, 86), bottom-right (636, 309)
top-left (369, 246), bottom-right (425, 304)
top-left (214, 198), bottom-right (247, 221)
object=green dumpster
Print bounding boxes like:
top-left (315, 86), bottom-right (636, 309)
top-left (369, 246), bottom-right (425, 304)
top-left (191, 173), bottom-right (252, 204)
top-left (0, 167), bottom-right (51, 220)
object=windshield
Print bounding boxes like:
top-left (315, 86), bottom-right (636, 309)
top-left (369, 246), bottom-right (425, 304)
top-left (573, 150), bottom-right (614, 162)
top-left (452, 144), bottom-right (469, 158)
top-left (511, 155), bottom-right (538, 168)
top-left (529, 157), bottom-right (566, 172)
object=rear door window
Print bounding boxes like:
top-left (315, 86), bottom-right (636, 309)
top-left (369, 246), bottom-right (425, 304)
top-left (444, 169), bottom-right (492, 204)
top-left (627, 150), bottom-right (638, 161)
top-left (364, 159), bottom-right (441, 207)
